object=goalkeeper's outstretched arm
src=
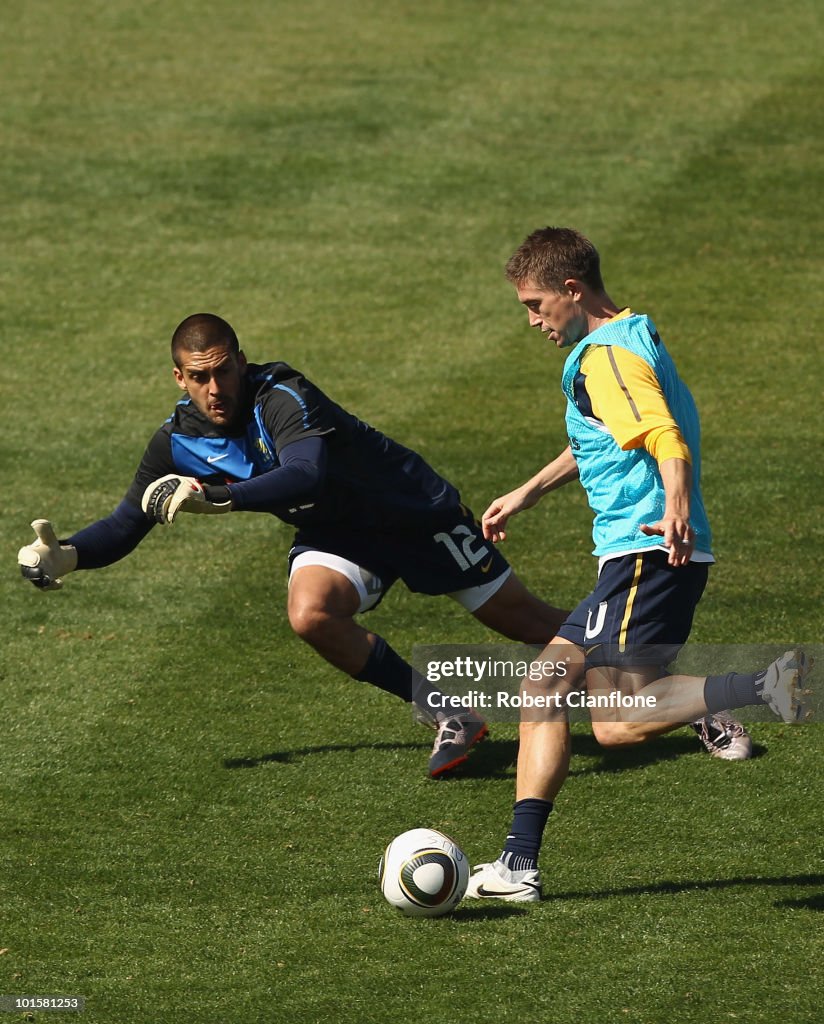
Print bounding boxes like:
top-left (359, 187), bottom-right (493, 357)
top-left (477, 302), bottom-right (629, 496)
top-left (66, 499), bottom-right (155, 568)
top-left (19, 434), bottom-right (329, 588)
top-left (18, 500), bottom-right (154, 590)
top-left (141, 435), bottom-right (327, 525)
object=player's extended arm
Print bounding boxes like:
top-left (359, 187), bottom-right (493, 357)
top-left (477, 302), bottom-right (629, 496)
top-left (142, 435), bottom-right (328, 525)
top-left (482, 446), bottom-right (579, 543)
top-left (17, 500), bottom-right (154, 590)
top-left (639, 457), bottom-right (694, 566)
top-left (584, 345), bottom-right (695, 566)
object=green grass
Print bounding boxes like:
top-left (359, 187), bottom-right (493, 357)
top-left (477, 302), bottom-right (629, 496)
top-left (2, 1), bottom-right (822, 1021)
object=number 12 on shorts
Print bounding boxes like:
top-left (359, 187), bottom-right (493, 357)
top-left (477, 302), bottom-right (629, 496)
top-left (433, 526), bottom-right (488, 571)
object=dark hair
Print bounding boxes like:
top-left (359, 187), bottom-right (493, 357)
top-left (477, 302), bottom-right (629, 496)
top-left (171, 313), bottom-right (239, 367)
top-left (505, 227), bottom-right (604, 293)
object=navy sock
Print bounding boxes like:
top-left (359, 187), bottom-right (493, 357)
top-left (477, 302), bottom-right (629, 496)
top-left (704, 670), bottom-right (766, 714)
top-left (354, 635), bottom-right (443, 714)
top-left (500, 798), bottom-right (553, 872)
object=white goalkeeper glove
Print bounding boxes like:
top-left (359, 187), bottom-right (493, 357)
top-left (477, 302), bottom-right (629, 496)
top-left (18, 519), bottom-right (78, 591)
top-left (141, 475), bottom-right (233, 525)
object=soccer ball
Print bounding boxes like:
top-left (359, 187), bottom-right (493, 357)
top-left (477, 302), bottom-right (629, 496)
top-left (378, 827), bottom-right (469, 917)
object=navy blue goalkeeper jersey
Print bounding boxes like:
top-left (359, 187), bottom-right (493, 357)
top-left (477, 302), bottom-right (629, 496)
top-left (124, 361), bottom-right (460, 529)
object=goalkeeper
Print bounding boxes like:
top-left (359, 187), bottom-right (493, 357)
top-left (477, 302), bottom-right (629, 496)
top-left (18, 312), bottom-right (569, 779)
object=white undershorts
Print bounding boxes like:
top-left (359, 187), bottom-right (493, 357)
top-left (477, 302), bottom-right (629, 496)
top-left (289, 548), bottom-right (511, 614)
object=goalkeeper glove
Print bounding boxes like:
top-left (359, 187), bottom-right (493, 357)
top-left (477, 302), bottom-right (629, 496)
top-left (18, 519), bottom-right (78, 591)
top-left (141, 475), bottom-right (233, 525)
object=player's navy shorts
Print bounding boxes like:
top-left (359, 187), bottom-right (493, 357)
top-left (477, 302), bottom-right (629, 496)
top-left (287, 503), bottom-right (511, 611)
top-left (557, 549), bottom-right (710, 668)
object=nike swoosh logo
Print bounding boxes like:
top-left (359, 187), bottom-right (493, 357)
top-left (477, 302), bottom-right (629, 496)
top-left (475, 883), bottom-right (540, 898)
top-left (480, 557), bottom-right (494, 574)
top-left (206, 453), bottom-right (230, 464)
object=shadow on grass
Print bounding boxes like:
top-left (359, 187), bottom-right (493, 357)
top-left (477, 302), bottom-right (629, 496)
top-left (439, 731), bottom-right (769, 781)
top-left (223, 737), bottom-right (517, 777)
top-left (544, 873), bottom-right (824, 907)
top-left (773, 892), bottom-right (824, 912)
top-left (453, 734), bottom-right (706, 781)
top-left (223, 741), bottom-right (429, 769)
top-left (447, 877), bottom-right (824, 918)
top-left (224, 732), bottom-right (766, 774)
top-left (567, 732), bottom-right (769, 771)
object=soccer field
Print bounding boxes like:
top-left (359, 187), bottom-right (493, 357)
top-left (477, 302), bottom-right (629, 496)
top-left (2, 1), bottom-right (823, 1022)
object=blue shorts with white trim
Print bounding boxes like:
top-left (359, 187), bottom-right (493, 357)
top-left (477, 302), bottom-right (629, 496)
top-left (556, 549), bottom-right (709, 668)
top-left (288, 504), bottom-right (510, 603)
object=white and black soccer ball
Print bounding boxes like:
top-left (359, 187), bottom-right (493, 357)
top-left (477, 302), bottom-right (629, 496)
top-left (378, 827), bottom-right (469, 917)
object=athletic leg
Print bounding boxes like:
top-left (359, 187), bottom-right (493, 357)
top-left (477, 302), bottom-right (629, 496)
top-left (465, 636), bottom-right (581, 902)
top-left (511, 638), bottom-right (582, 800)
top-left (288, 563), bottom-right (438, 706)
top-left (588, 652), bottom-right (813, 732)
top-left (469, 571), bottom-right (686, 747)
top-left (470, 571), bottom-right (568, 644)
top-left (287, 562), bottom-right (488, 777)
top-left (287, 563), bottom-right (371, 675)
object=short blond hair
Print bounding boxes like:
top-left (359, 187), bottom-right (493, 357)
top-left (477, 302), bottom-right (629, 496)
top-left (505, 227), bottom-right (604, 292)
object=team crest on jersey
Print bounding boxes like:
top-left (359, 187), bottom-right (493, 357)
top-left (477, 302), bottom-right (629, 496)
top-left (255, 437), bottom-right (276, 468)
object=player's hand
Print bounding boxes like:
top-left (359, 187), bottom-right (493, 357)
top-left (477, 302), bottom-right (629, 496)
top-left (481, 487), bottom-right (537, 543)
top-left (639, 517), bottom-right (695, 566)
top-left (18, 519), bottom-right (78, 591)
top-left (141, 475), bottom-right (233, 525)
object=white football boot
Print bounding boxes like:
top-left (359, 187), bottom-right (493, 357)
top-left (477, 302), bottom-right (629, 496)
top-left (758, 649), bottom-right (813, 723)
top-left (464, 860), bottom-right (542, 903)
top-left (691, 712), bottom-right (753, 760)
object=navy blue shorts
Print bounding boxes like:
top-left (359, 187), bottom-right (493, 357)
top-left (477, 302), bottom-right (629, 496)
top-left (557, 549), bottom-right (709, 668)
top-left (288, 504), bottom-right (511, 604)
